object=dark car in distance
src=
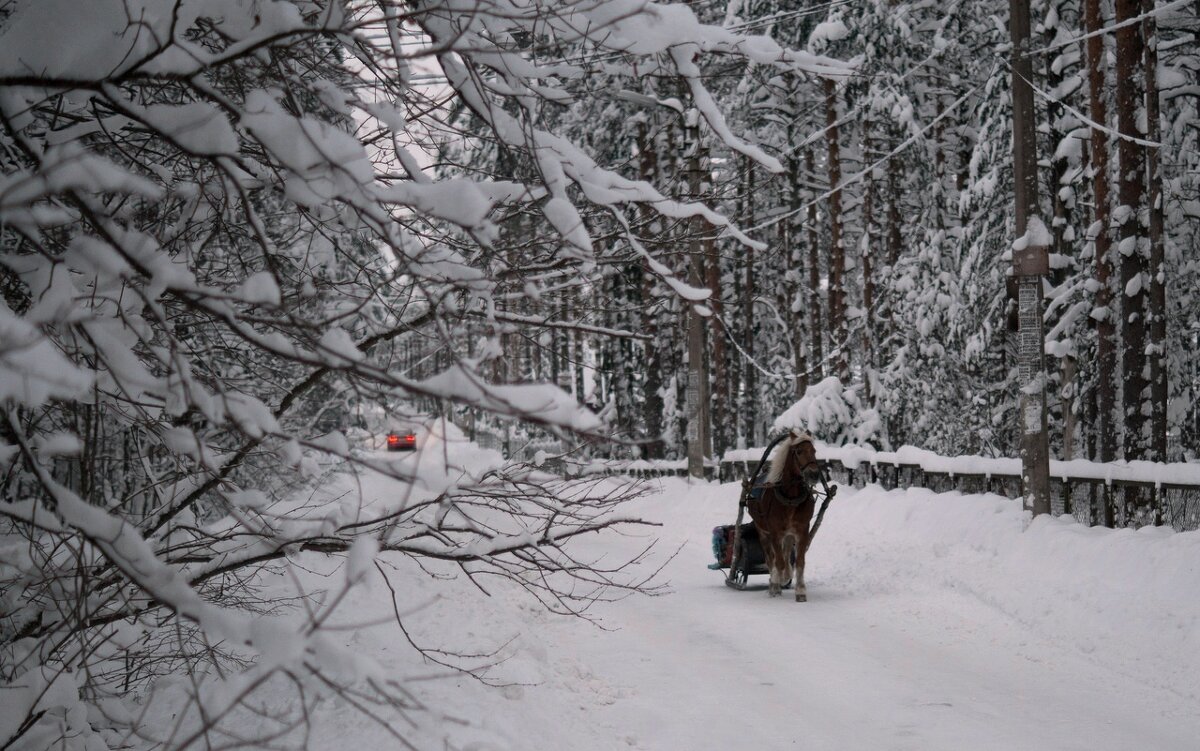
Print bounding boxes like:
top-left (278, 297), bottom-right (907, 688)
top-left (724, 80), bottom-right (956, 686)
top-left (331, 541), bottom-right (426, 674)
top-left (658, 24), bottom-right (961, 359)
top-left (386, 430), bottom-right (417, 452)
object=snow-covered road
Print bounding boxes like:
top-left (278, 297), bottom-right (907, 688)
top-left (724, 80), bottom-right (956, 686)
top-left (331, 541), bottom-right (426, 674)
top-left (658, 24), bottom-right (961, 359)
top-left (308, 474), bottom-right (1200, 750)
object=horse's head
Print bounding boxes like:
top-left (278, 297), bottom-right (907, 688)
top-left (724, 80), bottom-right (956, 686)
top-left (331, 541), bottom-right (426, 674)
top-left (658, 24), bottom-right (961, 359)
top-left (766, 431), bottom-right (822, 492)
top-left (786, 433), bottom-right (821, 487)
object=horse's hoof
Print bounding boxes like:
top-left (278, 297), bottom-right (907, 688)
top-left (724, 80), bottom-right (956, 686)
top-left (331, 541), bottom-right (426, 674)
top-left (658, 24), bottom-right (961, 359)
top-left (795, 593), bottom-right (807, 602)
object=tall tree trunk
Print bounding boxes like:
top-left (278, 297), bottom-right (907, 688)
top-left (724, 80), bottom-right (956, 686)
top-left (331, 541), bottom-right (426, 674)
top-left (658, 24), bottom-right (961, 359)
top-left (1063, 356), bottom-right (1077, 460)
top-left (824, 78), bottom-right (849, 383)
top-left (706, 210), bottom-right (727, 455)
top-left (1084, 0), bottom-right (1117, 476)
top-left (741, 156), bottom-right (758, 446)
top-left (685, 113), bottom-right (711, 475)
top-left (1045, 2), bottom-right (1073, 460)
top-left (933, 96), bottom-right (947, 232)
top-left (1115, 0), bottom-right (1148, 461)
top-left (775, 218), bottom-right (797, 400)
top-left (663, 119), bottom-right (688, 455)
top-left (861, 120), bottom-right (876, 404)
top-left (549, 305), bottom-right (561, 388)
top-left (788, 144), bottom-right (808, 399)
top-left (805, 148), bottom-right (825, 383)
top-left (558, 310), bottom-right (570, 398)
top-left (1143, 0), bottom-right (1168, 461)
top-left (637, 120), bottom-right (664, 458)
top-left (886, 135), bottom-right (903, 269)
top-left (727, 150), bottom-right (743, 449)
top-left (571, 295), bottom-right (585, 404)
top-left (1044, 20), bottom-right (1070, 261)
top-left (885, 134), bottom-right (903, 371)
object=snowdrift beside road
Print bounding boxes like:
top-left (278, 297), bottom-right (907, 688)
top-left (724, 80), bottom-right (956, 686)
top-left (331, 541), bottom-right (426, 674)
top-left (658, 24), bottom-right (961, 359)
top-left (811, 486), bottom-right (1200, 703)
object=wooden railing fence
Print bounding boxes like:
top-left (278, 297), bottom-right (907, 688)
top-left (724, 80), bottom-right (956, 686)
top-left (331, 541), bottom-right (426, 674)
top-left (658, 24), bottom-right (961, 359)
top-left (574, 452), bottom-right (1200, 532)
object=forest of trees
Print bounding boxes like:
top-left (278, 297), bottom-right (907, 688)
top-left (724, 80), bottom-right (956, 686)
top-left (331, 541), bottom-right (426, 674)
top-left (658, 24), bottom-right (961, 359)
top-left (447, 0), bottom-right (1199, 468)
top-left (0, 0), bottom-right (1197, 748)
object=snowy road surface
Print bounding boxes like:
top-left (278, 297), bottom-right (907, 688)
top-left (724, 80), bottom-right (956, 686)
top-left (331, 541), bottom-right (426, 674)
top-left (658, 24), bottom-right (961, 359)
top-left (306, 472), bottom-right (1200, 750)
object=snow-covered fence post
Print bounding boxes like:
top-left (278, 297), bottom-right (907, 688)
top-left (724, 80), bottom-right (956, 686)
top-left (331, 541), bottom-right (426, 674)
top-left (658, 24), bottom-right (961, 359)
top-left (1008, 0), bottom-right (1052, 516)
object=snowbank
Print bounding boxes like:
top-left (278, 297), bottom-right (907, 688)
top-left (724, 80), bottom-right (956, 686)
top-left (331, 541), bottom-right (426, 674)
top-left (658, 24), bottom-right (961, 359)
top-left (819, 485), bottom-right (1200, 704)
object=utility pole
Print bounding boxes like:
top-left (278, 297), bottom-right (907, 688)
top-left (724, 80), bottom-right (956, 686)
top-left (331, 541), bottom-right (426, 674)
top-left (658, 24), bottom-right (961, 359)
top-left (685, 109), bottom-right (712, 479)
top-left (1009, 0), bottom-right (1051, 516)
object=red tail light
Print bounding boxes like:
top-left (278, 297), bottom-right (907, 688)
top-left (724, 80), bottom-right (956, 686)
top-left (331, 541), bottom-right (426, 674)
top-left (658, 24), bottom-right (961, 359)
top-left (387, 435), bottom-right (399, 444)
top-left (404, 435), bottom-right (415, 443)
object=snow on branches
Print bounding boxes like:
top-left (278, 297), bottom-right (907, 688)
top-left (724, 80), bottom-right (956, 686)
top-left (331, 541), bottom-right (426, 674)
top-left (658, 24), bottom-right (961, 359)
top-left (0, 0), bottom-right (840, 746)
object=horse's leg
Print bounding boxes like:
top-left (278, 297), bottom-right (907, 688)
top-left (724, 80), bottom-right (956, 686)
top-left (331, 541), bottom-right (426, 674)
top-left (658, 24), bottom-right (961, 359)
top-left (763, 535), bottom-right (783, 597)
top-left (794, 532), bottom-right (808, 602)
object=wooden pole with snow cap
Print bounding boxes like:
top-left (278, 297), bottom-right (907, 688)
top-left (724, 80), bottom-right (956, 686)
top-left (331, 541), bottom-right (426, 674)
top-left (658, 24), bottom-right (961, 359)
top-left (1008, 0), bottom-right (1051, 516)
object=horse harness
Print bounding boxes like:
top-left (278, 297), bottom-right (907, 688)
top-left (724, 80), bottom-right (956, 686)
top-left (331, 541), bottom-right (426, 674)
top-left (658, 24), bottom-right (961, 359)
top-left (750, 474), bottom-right (814, 507)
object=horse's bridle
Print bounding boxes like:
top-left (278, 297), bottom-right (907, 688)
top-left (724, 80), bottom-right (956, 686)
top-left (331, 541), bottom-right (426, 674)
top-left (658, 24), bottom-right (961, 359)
top-left (790, 439), bottom-right (821, 478)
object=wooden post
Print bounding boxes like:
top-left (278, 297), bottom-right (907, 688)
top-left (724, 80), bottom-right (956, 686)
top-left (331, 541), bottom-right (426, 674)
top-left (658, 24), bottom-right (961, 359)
top-left (1009, 0), bottom-right (1052, 517)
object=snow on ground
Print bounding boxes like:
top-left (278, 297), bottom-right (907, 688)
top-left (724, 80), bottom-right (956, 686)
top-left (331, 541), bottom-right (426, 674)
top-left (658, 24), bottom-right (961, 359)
top-left (291, 464), bottom-right (1200, 750)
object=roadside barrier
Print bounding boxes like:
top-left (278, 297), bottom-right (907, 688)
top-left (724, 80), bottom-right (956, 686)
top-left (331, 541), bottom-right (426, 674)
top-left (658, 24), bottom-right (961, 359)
top-left (578, 445), bottom-right (1200, 532)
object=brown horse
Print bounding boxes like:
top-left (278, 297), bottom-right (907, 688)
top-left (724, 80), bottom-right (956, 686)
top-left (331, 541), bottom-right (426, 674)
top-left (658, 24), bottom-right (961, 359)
top-left (747, 432), bottom-right (822, 601)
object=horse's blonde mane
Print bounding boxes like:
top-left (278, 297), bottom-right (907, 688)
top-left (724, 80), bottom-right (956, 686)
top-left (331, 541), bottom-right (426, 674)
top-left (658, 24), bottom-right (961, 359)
top-left (765, 431), bottom-right (815, 483)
